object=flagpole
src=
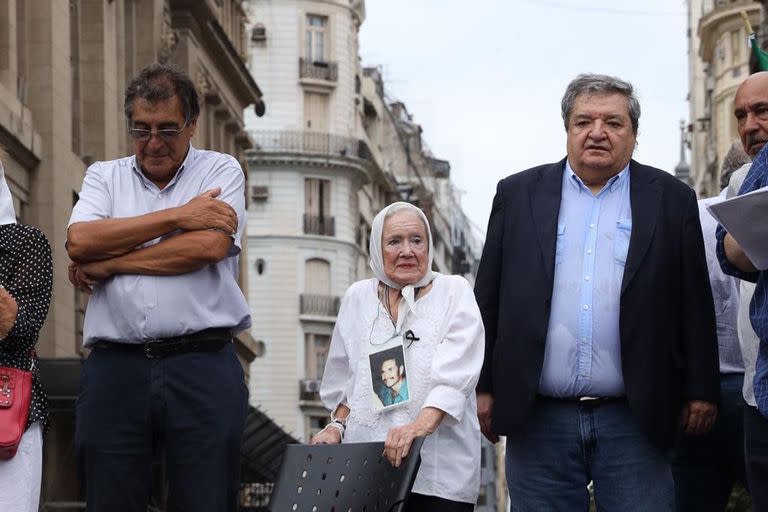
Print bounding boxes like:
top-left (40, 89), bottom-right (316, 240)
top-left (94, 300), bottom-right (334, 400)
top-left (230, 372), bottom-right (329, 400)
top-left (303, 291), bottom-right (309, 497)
top-left (742, 10), bottom-right (753, 35)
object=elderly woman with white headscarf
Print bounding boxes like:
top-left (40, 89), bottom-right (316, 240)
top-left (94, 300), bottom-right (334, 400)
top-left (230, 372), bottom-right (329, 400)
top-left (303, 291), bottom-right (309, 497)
top-left (312, 202), bottom-right (485, 511)
top-left (0, 158), bottom-right (52, 511)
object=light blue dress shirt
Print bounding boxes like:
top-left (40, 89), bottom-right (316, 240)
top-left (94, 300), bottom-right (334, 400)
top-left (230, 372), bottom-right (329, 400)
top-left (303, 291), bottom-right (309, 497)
top-left (68, 144), bottom-right (252, 346)
top-left (539, 161), bottom-right (632, 397)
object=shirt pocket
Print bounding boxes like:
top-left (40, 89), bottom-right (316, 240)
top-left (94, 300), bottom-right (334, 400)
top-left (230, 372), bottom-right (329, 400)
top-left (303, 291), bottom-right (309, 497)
top-left (555, 221), bottom-right (566, 266)
top-left (614, 218), bottom-right (632, 265)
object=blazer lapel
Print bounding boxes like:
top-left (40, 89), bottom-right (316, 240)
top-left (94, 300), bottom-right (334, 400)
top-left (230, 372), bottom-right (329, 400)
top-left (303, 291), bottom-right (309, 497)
top-left (621, 161), bottom-right (661, 296)
top-left (531, 159), bottom-right (565, 285)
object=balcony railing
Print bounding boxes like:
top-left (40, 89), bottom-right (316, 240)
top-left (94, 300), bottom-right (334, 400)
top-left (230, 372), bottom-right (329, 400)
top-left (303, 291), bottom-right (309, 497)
top-left (300, 294), bottom-right (341, 317)
top-left (303, 214), bottom-right (335, 236)
top-left (299, 57), bottom-right (338, 82)
top-left (249, 130), bottom-right (361, 158)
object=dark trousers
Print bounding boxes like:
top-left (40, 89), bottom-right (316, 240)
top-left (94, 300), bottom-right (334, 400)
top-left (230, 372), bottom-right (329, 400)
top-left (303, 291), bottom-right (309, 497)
top-left (403, 493), bottom-right (474, 512)
top-left (75, 342), bottom-right (248, 512)
top-left (745, 405), bottom-right (768, 512)
top-left (671, 372), bottom-right (747, 511)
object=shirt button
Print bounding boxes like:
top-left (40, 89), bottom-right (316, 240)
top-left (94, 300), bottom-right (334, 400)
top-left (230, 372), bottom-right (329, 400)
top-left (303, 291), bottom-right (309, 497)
top-left (585, 276), bottom-right (591, 281)
top-left (586, 249), bottom-right (593, 255)
top-left (583, 304), bottom-right (589, 310)
top-left (589, 223), bottom-right (595, 229)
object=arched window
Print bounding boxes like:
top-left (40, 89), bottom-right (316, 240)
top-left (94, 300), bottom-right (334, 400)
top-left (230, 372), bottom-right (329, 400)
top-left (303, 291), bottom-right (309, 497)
top-left (304, 258), bottom-right (330, 295)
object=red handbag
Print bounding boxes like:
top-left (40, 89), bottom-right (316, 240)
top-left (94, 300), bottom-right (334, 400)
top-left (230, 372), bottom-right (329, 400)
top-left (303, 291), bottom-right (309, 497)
top-left (0, 365), bottom-right (32, 459)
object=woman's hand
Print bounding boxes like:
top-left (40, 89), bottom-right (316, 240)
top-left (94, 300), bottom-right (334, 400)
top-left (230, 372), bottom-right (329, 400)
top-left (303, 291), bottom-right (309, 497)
top-left (0, 286), bottom-right (18, 339)
top-left (384, 407), bottom-right (445, 467)
top-left (310, 425), bottom-right (342, 445)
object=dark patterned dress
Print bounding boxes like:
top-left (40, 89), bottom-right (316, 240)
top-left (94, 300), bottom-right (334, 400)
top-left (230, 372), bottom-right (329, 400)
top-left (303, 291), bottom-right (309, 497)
top-left (0, 224), bottom-right (52, 430)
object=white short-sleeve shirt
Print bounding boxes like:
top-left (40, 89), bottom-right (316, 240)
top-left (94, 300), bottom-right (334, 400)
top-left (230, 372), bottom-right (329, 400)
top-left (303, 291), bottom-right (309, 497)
top-left (68, 145), bottom-right (252, 345)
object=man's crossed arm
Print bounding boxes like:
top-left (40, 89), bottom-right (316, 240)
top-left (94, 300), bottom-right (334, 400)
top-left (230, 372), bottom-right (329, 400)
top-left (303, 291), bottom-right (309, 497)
top-left (67, 188), bottom-right (238, 292)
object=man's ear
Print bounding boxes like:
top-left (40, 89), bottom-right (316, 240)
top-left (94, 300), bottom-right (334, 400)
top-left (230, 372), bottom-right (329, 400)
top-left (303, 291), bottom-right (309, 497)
top-left (399, 365), bottom-right (405, 376)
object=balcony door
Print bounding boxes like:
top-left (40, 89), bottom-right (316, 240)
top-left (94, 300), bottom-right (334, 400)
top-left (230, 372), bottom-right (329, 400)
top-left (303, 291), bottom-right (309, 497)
top-left (305, 14), bottom-right (327, 64)
top-left (305, 258), bottom-right (331, 296)
top-left (304, 178), bottom-right (333, 236)
top-left (304, 91), bottom-right (329, 142)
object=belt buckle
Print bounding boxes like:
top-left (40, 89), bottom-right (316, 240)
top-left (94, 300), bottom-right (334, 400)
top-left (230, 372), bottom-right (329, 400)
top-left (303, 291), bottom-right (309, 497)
top-left (144, 339), bottom-right (160, 359)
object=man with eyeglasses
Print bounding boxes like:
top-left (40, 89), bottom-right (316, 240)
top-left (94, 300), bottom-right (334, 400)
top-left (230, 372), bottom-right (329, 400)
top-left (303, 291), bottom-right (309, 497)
top-left (66, 63), bottom-right (251, 512)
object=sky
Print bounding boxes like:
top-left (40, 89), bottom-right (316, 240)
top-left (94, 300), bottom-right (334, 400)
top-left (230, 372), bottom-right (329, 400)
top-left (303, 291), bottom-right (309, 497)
top-left (359, 0), bottom-right (690, 234)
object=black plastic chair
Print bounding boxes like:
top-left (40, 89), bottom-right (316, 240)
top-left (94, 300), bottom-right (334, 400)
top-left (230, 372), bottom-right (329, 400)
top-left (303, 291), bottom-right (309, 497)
top-left (268, 437), bottom-right (425, 512)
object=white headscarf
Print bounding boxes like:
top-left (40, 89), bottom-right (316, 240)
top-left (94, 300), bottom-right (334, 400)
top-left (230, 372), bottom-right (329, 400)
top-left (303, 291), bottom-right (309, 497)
top-left (369, 202), bottom-right (435, 312)
top-left (0, 160), bottom-right (17, 225)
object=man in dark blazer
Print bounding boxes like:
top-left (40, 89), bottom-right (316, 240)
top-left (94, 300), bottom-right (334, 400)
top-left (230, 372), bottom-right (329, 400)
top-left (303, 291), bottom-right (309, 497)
top-left (474, 74), bottom-right (720, 512)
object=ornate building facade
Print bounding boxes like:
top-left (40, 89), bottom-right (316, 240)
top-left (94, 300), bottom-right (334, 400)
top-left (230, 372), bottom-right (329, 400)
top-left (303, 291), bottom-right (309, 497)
top-left (687, 0), bottom-right (762, 196)
top-left (241, 0), bottom-right (490, 507)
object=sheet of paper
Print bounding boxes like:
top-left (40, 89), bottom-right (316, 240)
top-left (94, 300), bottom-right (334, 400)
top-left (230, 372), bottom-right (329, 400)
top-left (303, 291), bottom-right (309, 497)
top-left (707, 185), bottom-right (768, 270)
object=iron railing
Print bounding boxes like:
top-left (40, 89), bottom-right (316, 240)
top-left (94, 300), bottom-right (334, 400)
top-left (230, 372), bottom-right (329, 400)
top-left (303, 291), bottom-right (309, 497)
top-left (299, 57), bottom-right (338, 82)
top-left (303, 214), bottom-right (335, 236)
top-left (249, 130), bottom-right (361, 158)
top-left (299, 294), bottom-right (341, 316)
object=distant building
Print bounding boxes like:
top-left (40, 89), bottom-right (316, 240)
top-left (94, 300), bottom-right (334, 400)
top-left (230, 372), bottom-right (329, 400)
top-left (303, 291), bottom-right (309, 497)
top-left (243, 0), bottom-right (480, 441)
top-left (687, 0), bottom-right (762, 196)
top-left (242, 0), bottom-right (490, 507)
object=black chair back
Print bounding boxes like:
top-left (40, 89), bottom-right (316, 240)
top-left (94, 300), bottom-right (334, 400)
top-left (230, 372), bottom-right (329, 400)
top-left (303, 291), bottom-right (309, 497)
top-left (268, 437), bottom-right (424, 512)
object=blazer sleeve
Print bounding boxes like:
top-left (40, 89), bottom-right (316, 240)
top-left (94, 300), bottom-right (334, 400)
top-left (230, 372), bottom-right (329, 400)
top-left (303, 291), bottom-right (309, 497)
top-left (474, 179), bottom-right (506, 394)
top-left (680, 190), bottom-right (721, 402)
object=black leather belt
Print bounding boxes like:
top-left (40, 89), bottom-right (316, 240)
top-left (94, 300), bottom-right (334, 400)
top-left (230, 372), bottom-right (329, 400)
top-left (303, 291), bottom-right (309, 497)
top-left (91, 328), bottom-right (233, 359)
top-left (537, 395), bottom-right (625, 407)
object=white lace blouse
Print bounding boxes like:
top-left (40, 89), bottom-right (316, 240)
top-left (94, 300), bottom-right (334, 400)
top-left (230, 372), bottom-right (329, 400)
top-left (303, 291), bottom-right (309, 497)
top-left (320, 273), bottom-right (485, 503)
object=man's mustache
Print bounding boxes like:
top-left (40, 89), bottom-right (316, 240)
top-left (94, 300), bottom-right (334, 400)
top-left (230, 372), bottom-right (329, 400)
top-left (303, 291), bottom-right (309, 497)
top-left (746, 133), bottom-right (768, 148)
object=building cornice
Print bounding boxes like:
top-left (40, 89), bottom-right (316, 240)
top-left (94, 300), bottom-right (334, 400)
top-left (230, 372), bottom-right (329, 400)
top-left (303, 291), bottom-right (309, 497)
top-left (699, 4), bottom-right (761, 61)
top-left (248, 234), bottom-right (367, 258)
top-left (170, 1), bottom-right (265, 114)
top-left (246, 151), bottom-right (373, 185)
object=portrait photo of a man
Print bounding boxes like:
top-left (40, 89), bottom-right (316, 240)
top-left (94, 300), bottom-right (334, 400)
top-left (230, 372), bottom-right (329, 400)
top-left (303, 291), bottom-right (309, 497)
top-left (369, 345), bottom-right (409, 409)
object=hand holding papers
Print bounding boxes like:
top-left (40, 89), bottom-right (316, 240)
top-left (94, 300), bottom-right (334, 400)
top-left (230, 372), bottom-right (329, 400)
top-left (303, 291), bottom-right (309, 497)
top-left (707, 185), bottom-right (768, 270)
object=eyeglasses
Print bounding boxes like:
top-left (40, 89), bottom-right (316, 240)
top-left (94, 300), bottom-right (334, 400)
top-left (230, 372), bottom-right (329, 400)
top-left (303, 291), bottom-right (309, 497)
top-left (127, 121), bottom-right (188, 142)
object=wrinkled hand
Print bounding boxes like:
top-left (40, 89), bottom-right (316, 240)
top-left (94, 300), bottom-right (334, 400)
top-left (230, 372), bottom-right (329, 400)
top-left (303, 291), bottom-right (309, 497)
top-left (0, 286), bottom-right (18, 339)
top-left (68, 260), bottom-right (113, 294)
top-left (681, 400), bottom-right (718, 435)
top-left (174, 188), bottom-right (238, 235)
top-left (68, 262), bottom-right (92, 294)
top-left (384, 415), bottom-right (438, 468)
top-left (310, 426), bottom-right (342, 445)
top-left (477, 392), bottom-right (499, 443)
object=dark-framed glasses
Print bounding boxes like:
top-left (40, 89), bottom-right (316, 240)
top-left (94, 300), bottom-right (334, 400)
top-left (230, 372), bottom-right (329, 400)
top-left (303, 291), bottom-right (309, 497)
top-left (127, 121), bottom-right (188, 142)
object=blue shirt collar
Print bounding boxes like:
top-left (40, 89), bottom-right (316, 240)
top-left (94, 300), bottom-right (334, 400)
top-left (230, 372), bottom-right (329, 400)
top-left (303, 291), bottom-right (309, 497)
top-left (565, 159), bottom-right (630, 194)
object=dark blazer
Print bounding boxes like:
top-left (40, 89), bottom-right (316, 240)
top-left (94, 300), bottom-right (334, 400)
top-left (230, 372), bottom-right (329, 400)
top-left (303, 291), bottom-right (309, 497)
top-left (474, 158), bottom-right (720, 451)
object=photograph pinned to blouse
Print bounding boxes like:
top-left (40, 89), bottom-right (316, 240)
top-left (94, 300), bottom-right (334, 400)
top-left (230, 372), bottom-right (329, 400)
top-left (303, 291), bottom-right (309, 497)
top-left (368, 342), bottom-right (410, 410)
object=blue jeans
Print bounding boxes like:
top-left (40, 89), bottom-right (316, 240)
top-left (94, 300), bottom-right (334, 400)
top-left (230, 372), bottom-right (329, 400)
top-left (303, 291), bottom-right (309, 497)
top-left (745, 405), bottom-right (768, 512)
top-left (505, 398), bottom-right (674, 512)
top-left (671, 372), bottom-right (747, 512)
top-left (75, 342), bottom-right (248, 512)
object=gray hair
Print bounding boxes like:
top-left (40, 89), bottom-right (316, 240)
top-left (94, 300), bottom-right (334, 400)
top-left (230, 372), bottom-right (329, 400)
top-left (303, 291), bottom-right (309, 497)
top-left (383, 202), bottom-right (430, 242)
top-left (720, 142), bottom-right (751, 190)
top-left (561, 74), bottom-right (641, 135)
top-left (124, 63), bottom-right (200, 124)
